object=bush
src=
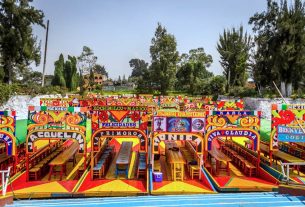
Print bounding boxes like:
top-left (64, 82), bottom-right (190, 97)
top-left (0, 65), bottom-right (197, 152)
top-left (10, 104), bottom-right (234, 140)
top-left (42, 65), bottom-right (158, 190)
top-left (0, 84), bottom-right (69, 105)
top-left (0, 83), bottom-right (12, 105)
top-left (228, 86), bottom-right (258, 98)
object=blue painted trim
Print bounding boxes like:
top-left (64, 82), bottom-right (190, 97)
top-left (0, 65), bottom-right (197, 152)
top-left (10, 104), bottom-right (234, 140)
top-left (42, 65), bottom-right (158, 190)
top-left (149, 167), bottom-right (153, 193)
top-left (260, 162), bottom-right (284, 181)
top-left (201, 167), bottom-right (217, 192)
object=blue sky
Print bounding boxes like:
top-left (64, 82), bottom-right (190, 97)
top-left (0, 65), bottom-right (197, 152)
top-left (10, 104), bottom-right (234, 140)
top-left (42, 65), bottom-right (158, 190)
top-left (32, 0), bottom-right (267, 79)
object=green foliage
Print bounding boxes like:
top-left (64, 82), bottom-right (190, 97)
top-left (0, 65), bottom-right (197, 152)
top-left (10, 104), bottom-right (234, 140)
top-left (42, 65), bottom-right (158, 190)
top-left (249, 0), bottom-right (305, 97)
top-left (0, 0), bottom-right (44, 84)
top-left (217, 26), bottom-right (252, 92)
top-left (228, 86), bottom-right (257, 97)
top-left (0, 83), bottom-right (12, 105)
top-left (176, 48), bottom-right (213, 94)
top-left (52, 54), bottom-right (78, 91)
top-left (0, 66), bottom-right (4, 81)
top-left (206, 75), bottom-right (226, 95)
top-left (94, 64), bottom-right (108, 77)
top-left (64, 55), bottom-right (78, 91)
top-left (129, 59), bottom-right (149, 78)
top-left (129, 58), bottom-right (151, 93)
top-left (52, 54), bottom-right (66, 87)
top-left (0, 84), bottom-right (68, 105)
top-left (149, 23), bottom-right (179, 95)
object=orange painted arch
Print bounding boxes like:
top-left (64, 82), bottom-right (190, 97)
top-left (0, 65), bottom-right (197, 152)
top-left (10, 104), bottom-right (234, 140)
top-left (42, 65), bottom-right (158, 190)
top-left (152, 132), bottom-right (204, 154)
top-left (91, 128), bottom-right (148, 152)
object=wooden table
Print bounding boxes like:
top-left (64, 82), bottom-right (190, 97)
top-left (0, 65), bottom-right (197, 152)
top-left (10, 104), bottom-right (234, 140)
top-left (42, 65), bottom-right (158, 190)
top-left (115, 141), bottom-right (133, 178)
top-left (48, 141), bottom-right (79, 180)
top-left (166, 148), bottom-right (186, 181)
top-left (209, 147), bottom-right (232, 176)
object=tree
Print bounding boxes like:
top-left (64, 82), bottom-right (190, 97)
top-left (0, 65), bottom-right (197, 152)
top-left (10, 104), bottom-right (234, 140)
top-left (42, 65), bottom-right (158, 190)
top-left (64, 55), bottom-right (78, 91)
top-left (176, 48), bottom-right (213, 94)
top-left (249, 0), bottom-right (305, 97)
top-left (217, 26), bottom-right (252, 93)
top-left (0, 0), bottom-right (44, 84)
top-left (77, 46), bottom-right (97, 92)
top-left (129, 59), bottom-right (148, 78)
top-left (17, 67), bottom-right (42, 85)
top-left (118, 75), bottom-right (121, 85)
top-left (149, 23), bottom-right (179, 94)
top-left (51, 54), bottom-right (66, 87)
top-left (122, 74), bottom-right (127, 84)
top-left (94, 64), bottom-right (108, 77)
top-left (205, 75), bottom-right (226, 96)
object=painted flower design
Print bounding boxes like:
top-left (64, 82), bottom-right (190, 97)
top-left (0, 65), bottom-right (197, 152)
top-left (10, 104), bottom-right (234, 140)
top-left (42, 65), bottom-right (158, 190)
top-left (139, 122), bottom-right (148, 130)
top-left (53, 100), bottom-right (60, 106)
top-left (99, 111), bottom-right (109, 122)
top-left (131, 112), bottom-right (141, 122)
top-left (92, 122), bottom-right (99, 130)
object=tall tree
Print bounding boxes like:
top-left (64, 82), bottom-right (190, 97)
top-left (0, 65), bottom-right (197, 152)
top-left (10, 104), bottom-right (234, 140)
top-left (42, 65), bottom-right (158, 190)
top-left (64, 55), bottom-right (78, 91)
top-left (118, 75), bottom-right (121, 85)
top-left (77, 46), bottom-right (97, 92)
top-left (0, 0), bottom-right (44, 84)
top-left (51, 54), bottom-right (66, 87)
top-left (176, 48), bottom-right (213, 94)
top-left (217, 26), bottom-right (252, 92)
top-left (249, 0), bottom-right (305, 96)
top-left (129, 59), bottom-right (148, 78)
top-left (122, 74), bottom-right (127, 84)
top-left (149, 23), bottom-right (179, 94)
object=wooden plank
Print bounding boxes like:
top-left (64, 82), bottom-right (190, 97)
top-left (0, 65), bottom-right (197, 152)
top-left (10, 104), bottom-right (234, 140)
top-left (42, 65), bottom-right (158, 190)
top-left (116, 141), bottom-right (133, 165)
top-left (166, 150), bottom-right (186, 164)
top-left (49, 141), bottom-right (79, 166)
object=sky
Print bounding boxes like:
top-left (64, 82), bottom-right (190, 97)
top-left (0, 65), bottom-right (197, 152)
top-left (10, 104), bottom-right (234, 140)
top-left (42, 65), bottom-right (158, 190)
top-left (31, 0), bottom-right (267, 79)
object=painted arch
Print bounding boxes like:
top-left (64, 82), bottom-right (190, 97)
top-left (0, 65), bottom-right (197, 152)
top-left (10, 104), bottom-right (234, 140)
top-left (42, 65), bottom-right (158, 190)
top-left (91, 128), bottom-right (147, 152)
top-left (205, 128), bottom-right (259, 151)
top-left (26, 129), bottom-right (86, 153)
top-left (152, 132), bottom-right (204, 154)
top-left (0, 130), bottom-right (16, 156)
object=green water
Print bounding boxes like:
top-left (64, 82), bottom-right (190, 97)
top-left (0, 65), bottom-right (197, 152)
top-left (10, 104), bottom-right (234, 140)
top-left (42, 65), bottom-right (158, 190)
top-left (260, 119), bottom-right (271, 142)
top-left (15, 119), bottom-right (92, 145)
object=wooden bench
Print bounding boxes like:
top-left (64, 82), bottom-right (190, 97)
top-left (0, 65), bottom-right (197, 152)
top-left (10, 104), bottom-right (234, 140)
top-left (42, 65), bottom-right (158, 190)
top-left (77, 155), bottom-right (91, 179)
top-left (137, 152), bottom-right (146, 178)
top-left (242, 159), bottom-right (256, 177)
top-left (28, 140), bottom-right (62, 180)
top-left (29, 167), bottom-right (41, 181)
top-left (223, 141), bottom-right (258, 177)
top-left (93, 146), bottom-right (114, 179)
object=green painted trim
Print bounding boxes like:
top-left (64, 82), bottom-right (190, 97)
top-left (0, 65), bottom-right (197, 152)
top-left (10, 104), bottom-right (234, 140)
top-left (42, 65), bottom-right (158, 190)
top-left (224, 177), bottom-right (234, 187)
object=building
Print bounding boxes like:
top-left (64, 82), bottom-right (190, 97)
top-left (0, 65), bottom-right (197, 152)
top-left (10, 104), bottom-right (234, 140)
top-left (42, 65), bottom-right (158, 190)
top-left (83, 73), bottom-right (108, 91)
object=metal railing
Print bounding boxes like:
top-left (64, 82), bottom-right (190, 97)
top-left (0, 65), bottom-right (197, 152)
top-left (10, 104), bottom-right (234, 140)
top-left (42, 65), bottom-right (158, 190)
top-left (0, 167), bottom-right (11, 196)
top-left (280, 162), bottom-right (305, 185)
